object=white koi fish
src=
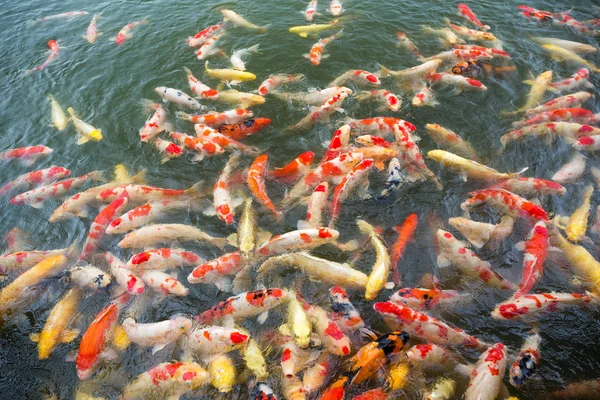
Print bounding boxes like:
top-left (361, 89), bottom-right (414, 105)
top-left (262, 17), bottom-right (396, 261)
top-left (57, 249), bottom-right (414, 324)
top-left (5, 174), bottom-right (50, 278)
top-left (154, 87), bottom-right (203, 110)
top-left (230, 44), bottom-right (260, 71)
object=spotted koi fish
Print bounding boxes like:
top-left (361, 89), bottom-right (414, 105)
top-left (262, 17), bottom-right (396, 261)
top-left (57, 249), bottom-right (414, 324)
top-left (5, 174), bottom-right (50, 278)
top-left (390, 213), bottom-right (418, 284)
top-left (177, 109), bottom-right (254, 126)
top-left (138, 101), bottom-right (167, 142)
top-left (213, 154), bottom-right (240, 225)
top-left (347, 117), bottom-right (415, 138)
top-left (412, 83), bottom-right (438, 107)
top-left (444, 19), bottom-right (495, 42)
top-left (356, 89), bottom-right (402, 112)
top-left (305, 29), bottom-right (343, 65)
top-left (494, 177), bottom-right (566, 197)
top-left (328, 0), bottom-right (342, 16)
top-left (512, 107), bottom-right (594, 128)
top-left (330, 159), bottom-right (375, 224)
top-left (187, 251), bottom-right (243, 291)
top-left (98, 181), bottom-right (203, 204)
top-left (107, 199), bottom-right (193, 234)
top-left (0, 166), bottom-right (70, 196)
top-left (518, 6), bottom-right (598, 36)
top-left (291, 91), bottom-right (349, 131)
top-left (271, 151), bottom-right (315, 183)
top-left (257, 228), bottom-right (338, 257)
top-left (103, 251), bottom-right (145, 295)
top-left (572, 134), bottom-right (600, 151)
top-left (113, 19), bottom-right (148, 45)
top-left (436, 229), bottom-right (516, 290)
top-left (454, 44), bottom-right (510, 59)
top-left (186, 23), bottom-right (225, 47)
top-left (304, 300), bottom-right (351, 356)
top-left (151, 137), bottom-right (183, 164)
top-left (170, 131), bottom-right (224, 162)
top-left (258, 73), bottom-right (305, 95)
top-left (304, 182), bottom-right (329, 227)
top-left (492, 292), bottom-right (595, 321)
top-left (390, 287), bottom-right (463, 311)
top-left (448, 215), bottom-right (515, 250)
top-left (0, 146), bottom-right (53, 165)
top-left (79, 195), bottom-right (129, 261)
top-left (426, 72), bottom-right (487, 93)
top-left (525, 91), bottom-right (593, 116)
top-left (127, 248), bottom-right (203, 271)
top-left (329, 69), bottom-right (380, 87)
top-left (322, 124), bottom-right (352, 163)
top-left (183, 325), bottom-right (249, 357)
top-left (350, 331), bottom-right (409, 384)
top-left (374, 301), bottom-right (488, 350)
top-left (457, 4), bottom-right (489, 30)
top-left (551, 68), bottom-right (594, 92)
top-left (465, 343), bottom-right (507, 400)
top-left (461, 189), bottom-right (549, 221)
top-left (195, 32), bottom-right (223, 60)
top-left (510, 332), bottom-right (541, 388)
top-left (196, 288), bottom-right (288, 324)
top-left (140, 270), bottom-right (189, 296)
top-left (406, 343), bottom-right (454, 369)
top-left (217, 118), bottom-right (271, 140)
top-left (329, 286), bottom-right (366, 334)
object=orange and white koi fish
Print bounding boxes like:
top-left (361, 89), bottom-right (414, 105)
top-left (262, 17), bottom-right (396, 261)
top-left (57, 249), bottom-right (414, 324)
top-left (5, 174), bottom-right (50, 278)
top-left (27, 40), bottom-right (60, 74)
top-left (495, 177), bottom-right (566, 197)
top-left (355, 89), bottom-right (402, 112)
top-left (221, 9), bottom-right (267, 32)
top-left (119, 223), bottom-right (226, 250)
top-left (425, 124), bottom-right (479, 160)
top-left (271, 151), bottom-right (315, 183)
top-left (121, 362), bottom-right (209, 399)
top-left (422, 26), bottom-right (462, 47)
top-left (444, 18), bottom-right (495, 42)
top-left (412, 83), bottom-right (438, 107)
top-left (305, 29), bottom-right (343, 65)
top-left (454, 44), bottom-right (510, 59)
top-left (550, 68), bottom-right (593, 92)
top-left (406, 343), bottom-right (455, 369)
top-left (465, 343), bottom-right (507, 400)
top-left (83, 14), bottom-right (101, 43)
top-left (551, 152), bottom-right (585, 184)
top-left (291, 90), bottom-right (349, 131)
top-left (322, 124), bottom-right (352, 162)
top-left (258, 252), bottom-right (368, 288)
top-left (461, 189), bottom-right (549, 221)
top-left (32, 11), bottom-right (88, 24)
top-left (328, 0), bottom-right (342, 16)
top-left (423, 49), bottom-right (493, 64)
top-left (501, 122), bottom-right (600, 149)
top-left (0, 166), bottom-right (70, 196)
top-left (183, 66), bottom-right (218, 99)
top-left (196, 288), bottom-right (288, 324)
top-left (0, 145), bottom-right (53, 165)
top-left (380, 59), bottom-right (442, 82)
top-left (329, 286), bottom-right (367, 334)
top-left (330, 159), bottom-right (375, 224)
top-left (512, 107), bottom-right (594, 128)
top-left (10, 171), bottom-right (103, 208)
top-left (138, 100), bottom-right (167, 142)
top-left (390, 287), bottom-right (462, 311)
top-left (195, 124), bottom-right (257, 153)
top-left (356, 135), bottom-right (393, 148)
top-left (113, 19), bottom-right (148, 45)
top-left (257, 228), bottom-right (338, 257)
top-left (304, 0), bottom-right (318, 21)
top-left (329, 69), bottom-right (380, 87)
top-left (213, 154), bottom-right (240, 225)
top-left (394, 125), bottom-right (443, 189)
top-left (374, 301), bottom-right (488, 350)
top-left (449, 215), bottom-right (515, 249)
top-left (248, 154), bottom-right (280, 218)
top-left (396, 32), bottom-right (422, 58)
top-left (170, 131), bottom-right (224, 161)
top-left (155, 86), bottom-right (203, 110)
top-left (107, 199), bottom-right (192, 234)
top-left (258, 73), bottom-right (305, 96)
top-left (492, 292), bottom-right (595, 321)
top-left (76, 294), bottom-right (129, 380)
top-left (98, 181), bottom-right (204, 204)
top-left (427, 150), bottom-right (526, 181)
top-left (127, 248), bottom-right (202, 271)
top-left (350, 331), bottom-right (409, 384)
top-left (186, 23), bottom-right (225, 47)
top-left (187, 251), bottom-right (243, 290)
top-left (122, 316), bottom-right (192, 353)
top-left (515, 221), bottom-right (548, 297)
top-left (388, 213), bottom-right (418, 284)
top-left (302, 182), bottom-right (329, 228)
top-left (139, 269), bottom-right (188, 296)
top-left (196, 32), bottom-right (224, 60)
top-left (177, 109), bottom-right (253, 126)
top-left (525, 91), bottom-right (593, 116)
top-left (457, 4), bottom-right (489, 30)
top-left (103, 251), bottom-right (145, 295)
top-left (436, 229), bottom-right (516, 290)
top-left (510, 332), bottom-right (541, 388)
top-left (304, 300), bottom-right (351, 356)
top-left (426, 72), bottom-right (487, 94)
top-left (79, 195), bottom-right (129, 261)
top-left (152, 137), bottom-right (183, 164)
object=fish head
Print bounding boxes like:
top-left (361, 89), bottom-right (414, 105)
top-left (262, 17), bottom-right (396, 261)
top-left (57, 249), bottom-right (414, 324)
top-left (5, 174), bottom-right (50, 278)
top-left (376, 331), bottom-right (410, 355)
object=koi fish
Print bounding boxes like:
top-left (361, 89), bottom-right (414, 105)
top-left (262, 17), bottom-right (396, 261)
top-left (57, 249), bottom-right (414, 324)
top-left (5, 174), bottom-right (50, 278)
top-left (213, 154), bottom-right (240, 225)
top-left (406, 343), bottom-right (455, 369)
top-left (461, 189), bottom-right (549, 221)
top-left (151, 137), bottom-right (183, 163)
top-left (319, 377), bottom-right (347, 400)
top-left (465, 343), bottom-right (508, 400)
top-left (394, 125), bottom-right (443, 189)
top-left (0, 145), bottom-right (53, 166)
top-left (552, 152), bottom-right (586, 184)
top-left (412, 83), bottom-right (438, 107)
top-left (457, 4), bottom-right (489, 30)
top-left (357, 219), bottom-right (391, 300)
top-left (67, 107), bottom-right (103, 144)
top-left (305, 29), bottom-right (343, 65)
top-left (525, 91), bottom-right (593, 116)
top-left (138, 101), bottom-right (167, 142)
top-left (501, 122), bottom-right (600, 149)
top-left (273, 86), bottom-right (351, 106)
top-left (389, 213), bottom-right (418, 284)
top-left (329, 69), bottom-right (380, 87)
top-left (49, 95), bottom-right (68, 130)
top-left (119, 223), bottom-right (226, 250)
top-left (196, 288), bottom-right (288, 324)
top-left (506, 70), bottom-right (554, 115)
top-left (390, 287), bottom-right (462, 311)
top-left (491, 292), bottom-right (595, 321)
top-left (68, 265), bottom-right (111, 290)
top-left (258, 73), bottom-right (305, 96)
top-left (330, 160), bottom-right (375, 224)
top-left (563, 185), bottom-right (594, 242)
top-left (329, 286), bottom-right (366, 334)
top-left (186, 23), bottom-right (225, 47)
top-left (27, 40), bottom-right (60, 74)
top-left (454, 44), bottom-right (511, 59)
top-left (304, 0), bottom-right (318, 21)
top-left (444, 18), bottom-right (495, 42)
top-left (183, 66), bottom-right (218, 99)
top-left (374, 301), bottom-right (488, 350)
top-left (425, 124), bottom-right (479, 160)
top-left (257, 228), bottom-right (338, 257)
top-left (549, 380), bottom-right (600, 399)
top-left (107, 198), bottom-right (192, 234)
top-left (113, 19), bottom-right (148, 45)
top-left (350, 331), bottom-right (409, 384)
top-left (322, 124), bottom-right (352, 162)
top-left (379, 59), bottom-right (442, 81)
top-left (122, 316), bottom-right (192, 353)
top-left (510, 332), bottom-right (541, 388)
top-left (248, 154), bottom-right (280, 218)
top-left (495, 178), bottom-right (565, 197)
top-left (127, 248), bottom-right (202, 271)
top-left (512, 107), bottom-right (594, 128)
top-left (32, 11), bottom-right (89, 24)
top-left (217, 89), bottom-right (266, 109)
top-left (140, 270), bottom-right (188, 296)
top-left (290, 90), bottom-right (349, 131)
top-left (0, 165), bottom-right (70, 196)
top-left (258, 252), bottom-right (368, 288)
top-left (289, 19), bottom-right (341, 38)
top-left (284, 290), bottom-right (311, 348)
top-left (170, 131), bottom-right (224, 162)
top-left (346, 117), bottom-right (415, 137)
top-left (422, 26), bottom-right (462, 47)
top-left (305, 301), bottom-right (351, 356)
top-left (194, 124), bottom-right (258, 154)
top-left (0, 244), bottom-right (74, 276)
top-left (209, 353), bottom-right (236, 392)
top-left (221, 9), bottom-right (267, 32)
top-left (103, 251), bottom-right (145, 295)
top-left (449, 215), bottom-right (515, 249)
top-left (355, 89), bottom-right (402, 112)
top-left (10, 170), bottom-right (103, 209)
top-left (98, 181), bottom-right (204, 203)
top-left (328, 0), bottom-right (342, 15)
top-left (427, 149), bottom-right (525, 181)
top-left (541, 44), bottom-right (600, 73)
top-left (304, 182), bottom-right (329, 227)
top-left (187, 251), bottom-right (243, 291)
top-left (515, 221), bottom-right (548, 297)
top-left (79, 195), bottom-right (129, 261)
top-left (83, 14), bottom-right (101, 43)
top-left (195, 32), bottom-right (224, 60)
top-left (29, 287), bottom-right (80, 359)
top-left (303, 352), bottom-right (333, 394)
top-left (396, 32), bottom-right (422, 58)
top-left (178, 109), bottom-right (253, 126)
top-left (155, 86), bottom-right (203, 110)
top-left (530, 36), bottom-right (597, 53)
top-left (549, 68), bottom-right (594, 92)
top-left (121, 362), bottom-right (209, 399)
top-left (231, 44), bottom-right (260, 71)
top-left (426, 73), bottom-right (487, 94)
top-left (271, 151), bottom-right (315, 183)
top-left (206, 60), bottom-right (257, 85)
top-left (235, 198), bottom-right (258, 262)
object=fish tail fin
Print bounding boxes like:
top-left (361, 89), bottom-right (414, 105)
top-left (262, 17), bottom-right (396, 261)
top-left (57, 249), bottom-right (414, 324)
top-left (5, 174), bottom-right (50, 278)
top-left (140, 18), bottom-right (149, 25)
top-left (356, 219), bottom-right (375, 236)
top-left (183, 66), bottom-right (193, 77)
top-left (205, 60), bottom-right (210, 71)
top-left (176, 111), bottom-right (192, 121)
top-left (508, 167), bottom-right (529, 178)
top-left (66, 107), bottom-right (76, 117)
top-left (442, 17), bottom-right (451, 25)
top-left (185, 181), bottom-right (206, 197)
top-left (292, 73), bottom-right (305, 81)
top-left (378, 64), bottom-right (390, 79)
top-left (141, 98), bottom-right (160, 113)
top-left (88, 170), bottom-right (105, 182)
top-left (482, 25), bottom-right (491, 31)
top-left (248, 44), bottom-right (261, 53)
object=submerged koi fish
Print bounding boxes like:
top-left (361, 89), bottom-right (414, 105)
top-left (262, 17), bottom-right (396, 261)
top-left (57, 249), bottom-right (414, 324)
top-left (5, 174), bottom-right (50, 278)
top-left (491, 292), bottom-right (595, 321)
top-left (428, 149), bottom-right (526, 181)
top-left (27, 40), bottom-right (60, 74)
top-left (525, 91), bottom-right (593, 116)
top-left (152, 137), bottom-right (183, 164)
top-left (457, 4), bottom-right (489, 30)
top-left (0, 145), bottom-right (53, 165)
top-left (184, 67), bottom-right (218, 99)
top-left (495, 177), bottom-right (566, 196)
top-left (258, 73), bottom-right (305, 96)
top-left (170, 131), bottom-right (224, 162)
top-left (425, 124), bottom-right (479, 160)
top-left (304, 0), bottom-right (318, 21)
top-left (305, 29), bottom-right (343, 65)
top-left (221, 9), bottom-right (267, 32)
top-left (83, 13), bottom-right (102, 43)
top-left (358, 219), bottom-right (392, 300)
top-left (79, 195), bottom-right (129, 261)
top-left (461, 189), bottom-right (549, 222)
top-left (113, 19), bottom-right (148, 45)
top-left (119, 223), bottom-right (227, 250)
top-left (104, 251), bottom-right (145, 295)
top-left (396, 32), bottom-right (422, 58)
top-left (122, 316), bottom-right (192, 353)
top-left (465, 343), bottom-right (507, 400)
top-left (196, 288), bottom-right (288, 324)
top-left (178, 109), bottom-right (253, 126)
top-left (290, 90), bottom-right (349, 131)
top-left (512, 107), bottom-right (594, 128)
top-left (355, 89), bottom-right (402, 112)
top-left (32, 11), bottom-right (88, 24)
top-left (0, 166), bottom-right (70, 196)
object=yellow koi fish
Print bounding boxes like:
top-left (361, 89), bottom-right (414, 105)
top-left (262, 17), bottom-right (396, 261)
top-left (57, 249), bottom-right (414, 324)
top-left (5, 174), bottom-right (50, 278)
top-left (427, 149), bottom-right (527, 181)
top-left (205, 61), bottom-right (256, 84)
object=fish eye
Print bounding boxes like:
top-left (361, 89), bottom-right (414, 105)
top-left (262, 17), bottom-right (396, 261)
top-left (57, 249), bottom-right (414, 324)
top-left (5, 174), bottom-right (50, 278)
top-left (541, 16), bottom-right (553, 22)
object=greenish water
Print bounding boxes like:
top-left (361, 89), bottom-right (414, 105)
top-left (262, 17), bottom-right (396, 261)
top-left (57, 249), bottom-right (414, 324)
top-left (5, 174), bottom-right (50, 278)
top-left (1, 0), bottom-right (600, 398)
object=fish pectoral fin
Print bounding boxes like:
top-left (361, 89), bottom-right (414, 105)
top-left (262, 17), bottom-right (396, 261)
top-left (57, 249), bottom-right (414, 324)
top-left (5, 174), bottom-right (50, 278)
top-left (229, 80), bottom-right (242, 86)
top-left (76, 135), bottom-right (90, 145)
top-left (226, 233), bottom-right (238, 247)
top-left (100, 348), bottom-right (119, 361)
top-left (257, 310), bottom-right (269, 324)
top-left (522, 79), bottom-right (535, 85)
top-left (257, 229), bottom-right (272, 244)
top-left (151, 343), bottom-right (169, 355)
top-left (299, 33), bottom-right (308, 38)
top-left (436, 254), bottom-right (451, 268)
top-left (221, 315), bottom-right (235, 328)
top-left (29, 332), bottom-right (41, 342)
top-left (213, 276), bottom-right (233, 292)
top-left (29, 202), bottom-right (45, 209)
top-left (60, 329), bottom-right (80, 343)
top-left (302, 53), bottom-right (310, 59)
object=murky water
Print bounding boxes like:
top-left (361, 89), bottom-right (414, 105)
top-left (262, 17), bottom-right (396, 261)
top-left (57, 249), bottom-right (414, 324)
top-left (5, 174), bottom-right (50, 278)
top-left (1, 0), bottom-right (600, 398)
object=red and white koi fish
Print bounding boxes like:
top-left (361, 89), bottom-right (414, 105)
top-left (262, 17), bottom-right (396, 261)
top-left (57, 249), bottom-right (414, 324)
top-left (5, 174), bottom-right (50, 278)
top-left (76, 294), bottom-right (129, 380)
top-left (512, 108), bottom-right (594, 128)
top-left (356, 135), bottom-right (393, 148)
top-left (32, 11), bottom-right (88, 24)
top-left (520, 7), bottom-right (598, 36)
top-left (501, 122), bottom-right (600, 149)
top-left (195, 32), bottom-right (224, 60)
top-left (122, 316), bottom-right (192, 353)
top-left (380, 59), bottom-right (443, 81)
top-left (0, 146), bottom-right (53, 165)
top-left (11, 170), bottom-right (103, 208)
top-left (465, 343), bottom-right (507, 400)
top-left (356, 89), bottom-right (402, 112)
top-left (98, 181), bottom-right (203, 204)
top-left (138, 101), bottom-right (167, 142)
top-left (127, 248), bottom-right (203, 271)
top-left (140, 270), bottom-right (189, 296)
top-left (305, 301), bottom-right (351, 356)
top-left (551, 152), bottom-right (585, 184)
top-left (0, 245), bottom-right (75, 275)
top-left (155, 87), bottom-right (203, 110)
top-left (151, 137), bottom-right (183, 164)
top-left (329, 70), bottom-right (380, 87)
top-left (406, 343), bottom-right (454, 369)
top-left (113, 19), bottom-right (148, 45)
top-left (494, 178), bottom-right (566, 197)
top-left (457, 4), bottom-right (489, 30)
top-left (491, 292), bottom-right (595, 321)
top-left (374, 301), bottom-right (488, 350)
top-left (0, 166), bottom-right (70, 196)
top-left (170, 131), bottom-right (224, 162)
top-left (454, 44), bottom-right (510, 59)
top-left (329, 286), bottom-right (366, 334)
top-left (103, 252), bottom-right (145, 295)
top-left (426, 72), bottom-right (487, 93)
top-left (79, 195), bottom-right (129, 261)
top-left (322, 124), bottom-right (352, 162)
top-left (304, 0), bottom-right (318, 21)
top-left (515, 222), bottom-right (548, 297)
top-left (394, 125), bottom-right (443, 189)
top-left (183, 326), bottom-right (249, 357)
top-left (306, 29), bottom-right (343, 65)
top-left (196, 288), bottom-right (288, 324)
top-left (187, 251), bottom-right (243, 290)
top-left (83, 13), bottom-right (101, 43)
top-left (303, 352), bottom-right (333, 395)
top-left (291, 90), bottom-right (350, 131)
top-left (510, 332), bottom-right (541, 388)
top-left (248, 154), bottom-right (280, 218)
top-left (274, 86), bottom-right (352, 105)
top-left (412, 83), bottom-right (438, 107)
top-left (390, 287), bottom-right (462, 311)
top-left (213, 154), bottom-right (240, 225)
top-left (330, 159), bottom-right (375, 223)
top-left (183, 67), bottom-right (218, 100)
top-left (436, 230), bottom-right (516, 290)
top-left (572, 135), bottom-right (600, 151)
top-left (186, 23), bottom-right (225, 47)
top-left (525, 91), bottom-right (593, 116)
top-left (177, 109), bottom-right (253, 126)
top-left (256, 228), bottom-right (338, 257)
top-left (270, 151), bottom-right (314, 183)
top-left (107, 199), bottom-right (192, 234)
top-left (121, 362), bottom-right (209, 399)
top-left (396, 32), bottom-right (422, 58)
top-left (26, 40), bottom-right (60, 74)
top-left (328, 0), bottom-right (342, 16)
top-left (551, 68), bottom-right (594, 92)
top-left (422, 48), bottom-right (492, 63)
top-left (258, 73), bottom-right (305, 96)
top-left (304, 182), bottom-right (329, 228)
top-left (346, 117), bottom-right (415, 137)
top-left (389, 213), bottom-right (418, 284)
top-left (449, 215), bottom-right (515, 250)
top-left (194, 124), bottom-right (256, 153)
top-left (461, 189), bottom-right (549, 221)
top-left (444, 19), bottom-right (495, 42)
